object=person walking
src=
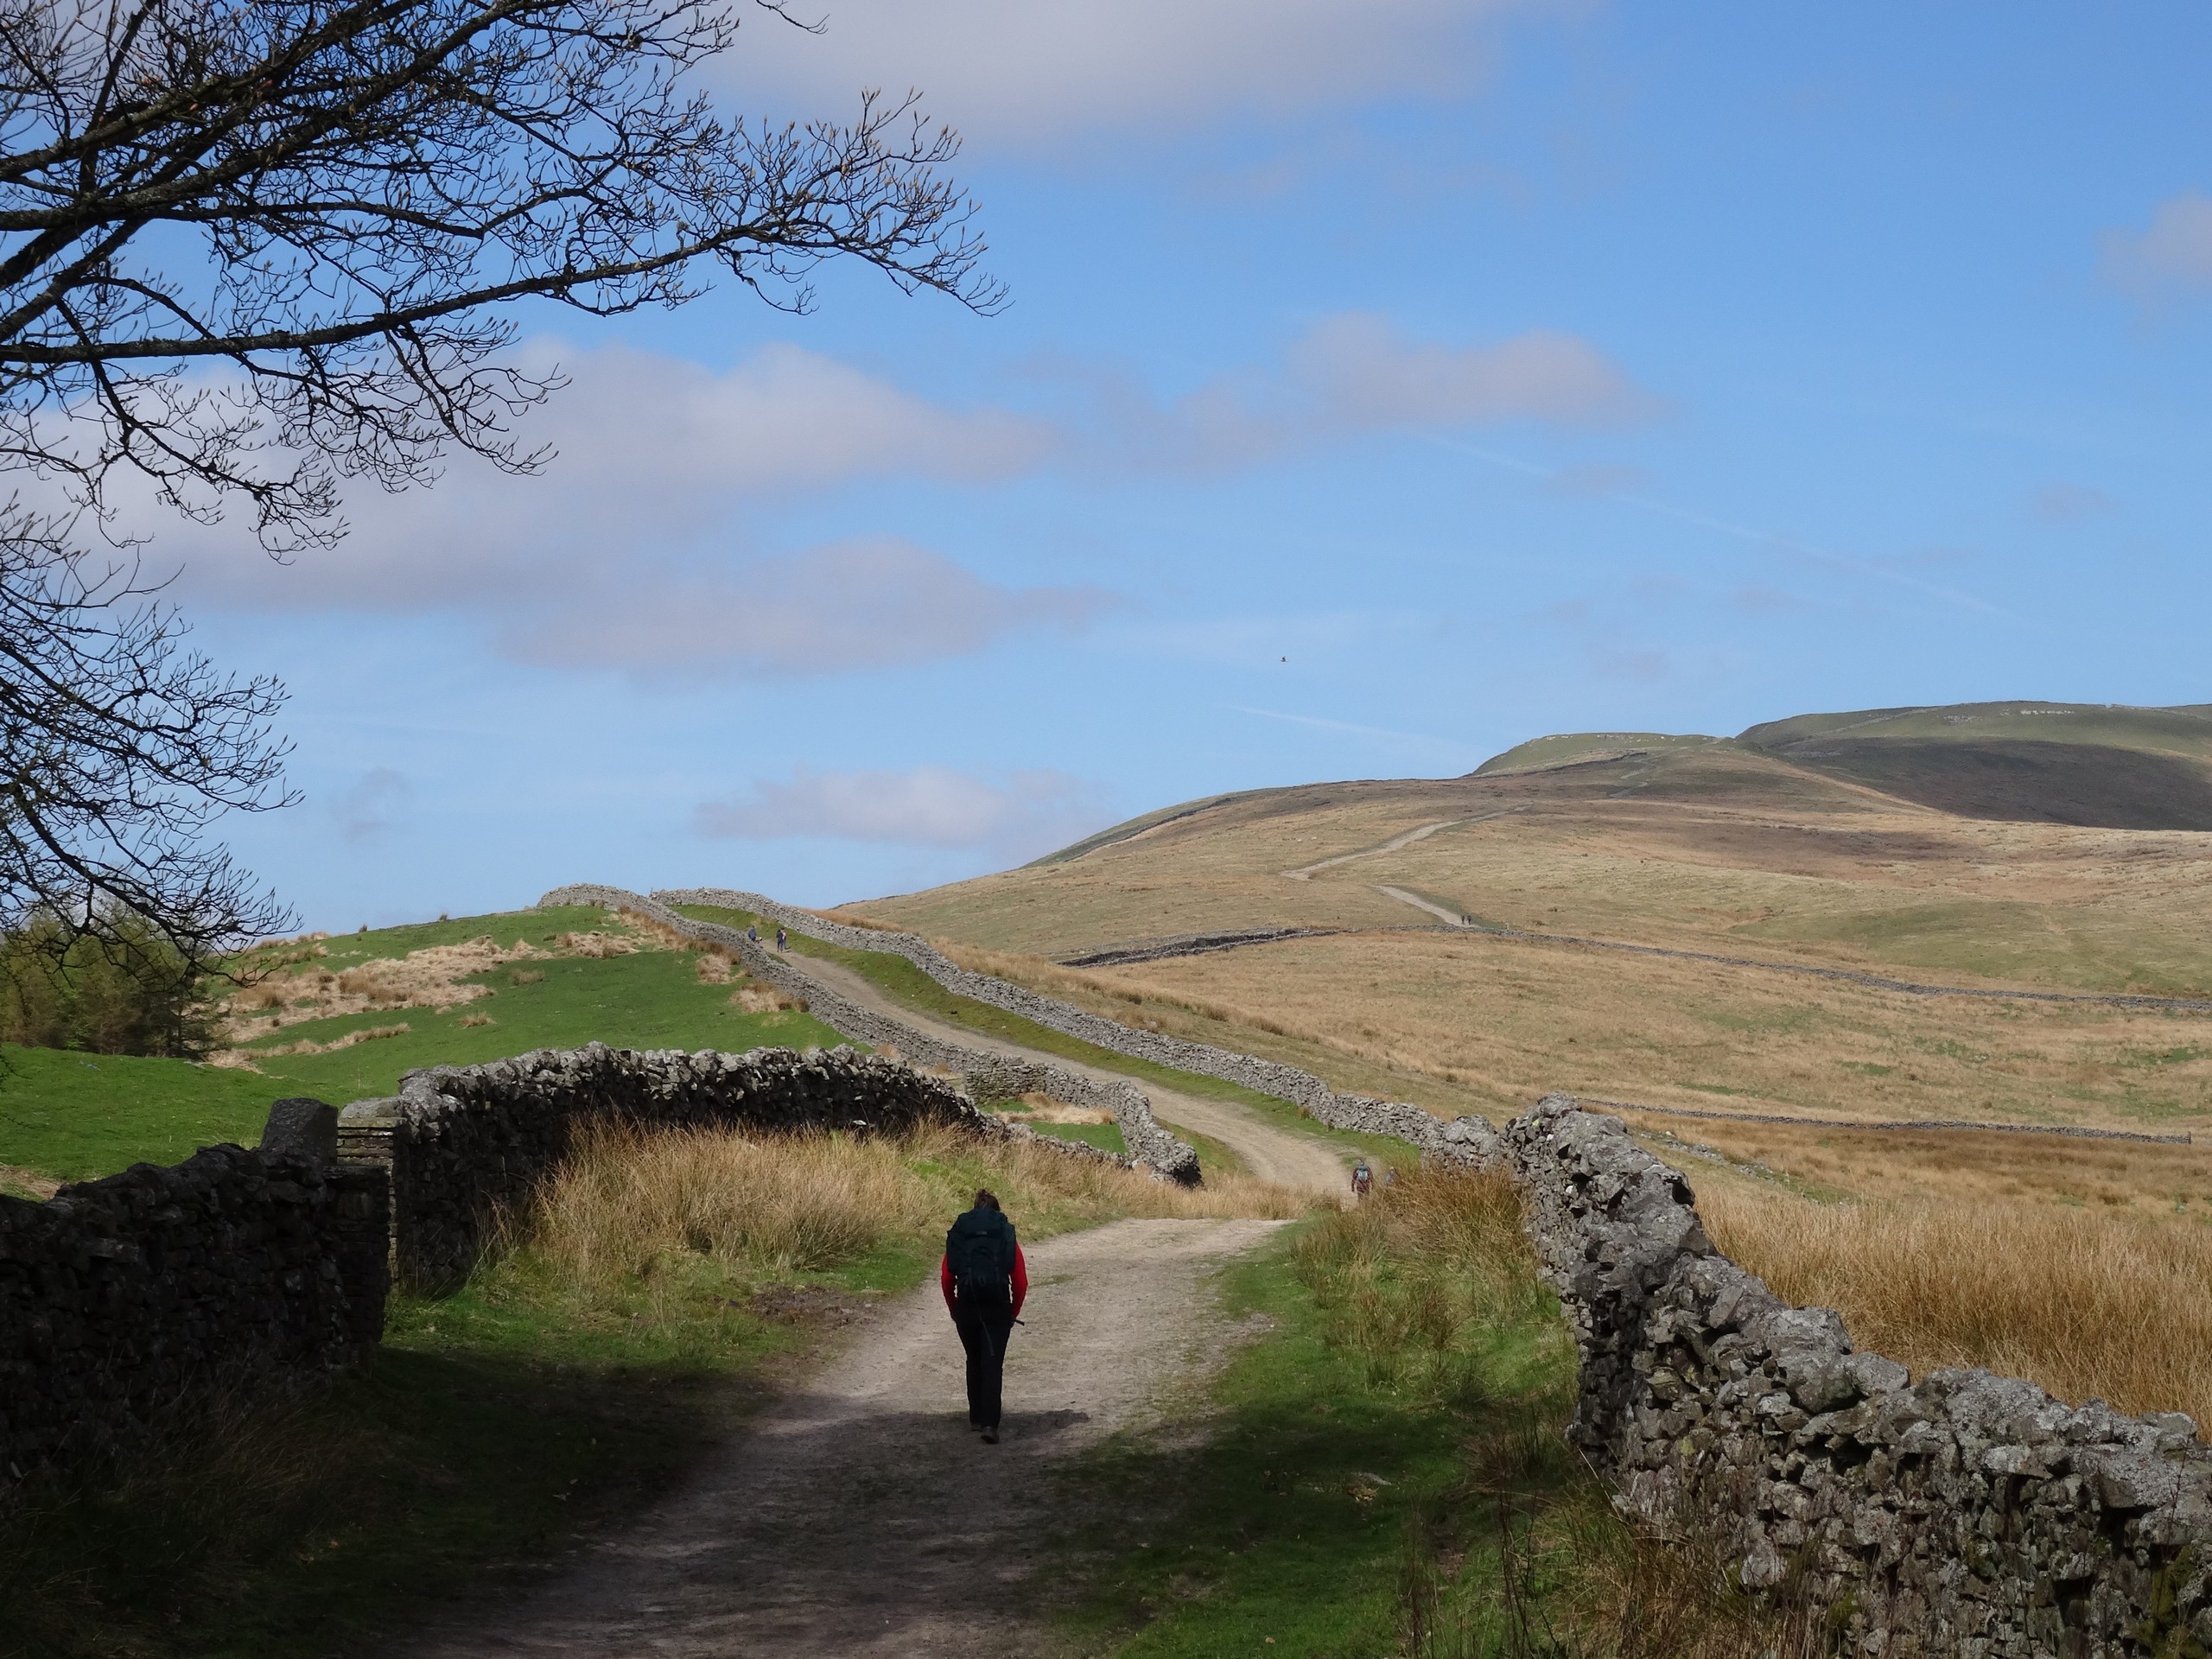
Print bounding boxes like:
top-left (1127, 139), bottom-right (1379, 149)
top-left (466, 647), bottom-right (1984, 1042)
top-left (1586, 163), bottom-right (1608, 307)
top-left (940, 1189), bottom-right (1027, 1443)
top-left (1351, 1159), bottom-right (1372, 1200)
top-left (775, 925), bottom-right (788, 952)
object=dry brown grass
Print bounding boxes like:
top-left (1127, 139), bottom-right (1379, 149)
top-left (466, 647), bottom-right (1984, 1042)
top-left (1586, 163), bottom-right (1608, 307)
top-left (1, 1161), bottom-right (60, 1199)
top-left (732, 983), bottom-right (803, 1014)
top-left (552, 930), bottom-right (636, 959)
top-left (459, 1012), bottom-right (495, 1028)
top-left (1618, 1111), bottom-right (2212, 1212)
top-left (949, 926), bottom-right (2212, 1137)
top-left (1701, 1181), bottom-right (2212, 1425)
top-left (254, 1021), bottom-right (413, 1057)
top-left (524, 1122), bottom-right (1312, 1289)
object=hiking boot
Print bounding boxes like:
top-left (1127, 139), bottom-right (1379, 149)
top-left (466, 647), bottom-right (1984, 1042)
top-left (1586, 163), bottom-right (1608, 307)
top-left (981, 1426), bottom-right (1000, 1444)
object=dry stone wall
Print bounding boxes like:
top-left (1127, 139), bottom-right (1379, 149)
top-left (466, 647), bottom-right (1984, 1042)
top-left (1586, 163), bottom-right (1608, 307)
top-left (335, 1041), bottom-right (1089, 1287)
top-left (1506, 1093), bottom-right (2212, 1656)
top-left (637, 884), bottom-right (1502, 1163)
top-left (538, 885), bottom-right (1200, 1183)
top-left (0, 1133), bottom-right (387, 1480)
top-left (645, 885), bottom-right (1376, 1118)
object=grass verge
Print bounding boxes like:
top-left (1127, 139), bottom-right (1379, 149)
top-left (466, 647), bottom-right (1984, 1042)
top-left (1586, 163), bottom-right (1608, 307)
top-left (1050, 1169), bottom-right (1822, 1656)
top-left (2, 1125), bottom-right (1306, 1658)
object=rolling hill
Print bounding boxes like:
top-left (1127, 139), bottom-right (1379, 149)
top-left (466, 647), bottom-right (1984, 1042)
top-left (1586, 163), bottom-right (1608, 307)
top-left (840, 698), bottom-right (2212, 1144)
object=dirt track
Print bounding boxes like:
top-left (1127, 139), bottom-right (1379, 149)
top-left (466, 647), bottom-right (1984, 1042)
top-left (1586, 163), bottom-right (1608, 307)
top-left (793, 953), bottom-right (1354, 1196)
top-left (397, 1217), bottom-right (1287, 1658)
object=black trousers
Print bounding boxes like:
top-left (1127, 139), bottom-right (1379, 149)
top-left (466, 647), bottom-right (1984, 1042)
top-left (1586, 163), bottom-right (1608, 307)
top-left (953, 1294), bottom-right (1015, 1427)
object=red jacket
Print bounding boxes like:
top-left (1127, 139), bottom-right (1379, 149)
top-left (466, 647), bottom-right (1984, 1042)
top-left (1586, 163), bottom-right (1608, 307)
top-left (941, 1244), bottom-right (1027, 1317)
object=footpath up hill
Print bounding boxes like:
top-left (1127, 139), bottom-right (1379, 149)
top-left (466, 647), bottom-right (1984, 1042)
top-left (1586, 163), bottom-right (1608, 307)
top-left (841, 697), bottom-right (2212, 1157)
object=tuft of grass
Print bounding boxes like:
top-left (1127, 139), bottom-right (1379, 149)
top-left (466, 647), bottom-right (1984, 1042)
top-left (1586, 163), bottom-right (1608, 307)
top-left (1702, 1183), bottom-right (2212, 1427)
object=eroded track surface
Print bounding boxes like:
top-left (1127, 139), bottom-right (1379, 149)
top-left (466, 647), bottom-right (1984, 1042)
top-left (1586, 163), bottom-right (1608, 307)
top-left (398, 1217), bottom-right (1286, 1658)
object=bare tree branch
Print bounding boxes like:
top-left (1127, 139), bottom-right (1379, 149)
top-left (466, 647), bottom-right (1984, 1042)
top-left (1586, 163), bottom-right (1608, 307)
top-left (0, 0), bottom-right (998, 548)
top-left (0, 0), bottom-right (995, 970)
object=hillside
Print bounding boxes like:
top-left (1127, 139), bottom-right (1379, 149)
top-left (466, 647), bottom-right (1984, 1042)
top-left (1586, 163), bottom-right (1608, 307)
top-left (842, 698), bottom-right (2212, 1147)
top-left (0, 906), bottom-right (842, 1185)
top-left (1738, 701), bottom-right (2212, 830)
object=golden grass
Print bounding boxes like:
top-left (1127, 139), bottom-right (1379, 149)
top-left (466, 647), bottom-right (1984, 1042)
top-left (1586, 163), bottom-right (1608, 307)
top-left (255, 1021), bottom-right (412, 1057)
top-left (1620, 1111), bottom-right (2212, 1212)
top-left (732, 984), bottom-right (803, 1014)
top-left (524, 1122), bottom-right (1312, 1289)
top-left (1701, 1181), bottom-right (2212, 1426)
top-left (954, 926), bottom-right (2212, 1137)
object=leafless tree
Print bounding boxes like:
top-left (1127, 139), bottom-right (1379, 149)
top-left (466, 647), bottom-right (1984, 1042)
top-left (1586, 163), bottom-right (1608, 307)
top-left (0, 0), bottom-right (995, 961)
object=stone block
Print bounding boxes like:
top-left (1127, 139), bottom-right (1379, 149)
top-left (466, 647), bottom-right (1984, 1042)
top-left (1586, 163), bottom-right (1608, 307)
top-left (262, 1097), bottom-right (340, 1165)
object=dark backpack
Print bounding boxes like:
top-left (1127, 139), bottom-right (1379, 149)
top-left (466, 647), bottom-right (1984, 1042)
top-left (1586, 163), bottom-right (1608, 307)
top-left (946, 1207), bottom-right (1015, 1304)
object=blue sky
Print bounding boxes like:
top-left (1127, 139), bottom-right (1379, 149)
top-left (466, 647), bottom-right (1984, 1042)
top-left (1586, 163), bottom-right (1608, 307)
top-left (171, 1), bottom-right (2212, 928)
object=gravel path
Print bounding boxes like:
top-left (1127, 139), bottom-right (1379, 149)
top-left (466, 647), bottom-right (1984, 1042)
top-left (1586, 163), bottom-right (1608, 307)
top-left (794, 954), bottom-right (1353, 1197)
top-left (397, 1217), bottom-right (1288, 1658)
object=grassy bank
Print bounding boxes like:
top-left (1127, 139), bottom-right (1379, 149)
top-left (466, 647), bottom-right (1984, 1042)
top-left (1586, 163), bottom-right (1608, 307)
top-left (2, 1126), bottom-right (1305, 1658)
top-left (0, 907), bottom-right (843, 1182)
top-left (1054, 1170), bottom-right (1817, 1657)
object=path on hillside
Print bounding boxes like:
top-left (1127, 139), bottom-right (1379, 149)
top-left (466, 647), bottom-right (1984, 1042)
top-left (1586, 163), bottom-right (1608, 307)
top-left (399, 1217), bottom-right (1287, 1658)
top-left (1281, 809), bottom-right (1522, 880)
top-left (794, 953), bottom-right (1354, 1195)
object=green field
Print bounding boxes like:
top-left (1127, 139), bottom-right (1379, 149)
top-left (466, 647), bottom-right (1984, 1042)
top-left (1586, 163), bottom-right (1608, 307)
top-left (0, 906), bottom-right (843, 1183)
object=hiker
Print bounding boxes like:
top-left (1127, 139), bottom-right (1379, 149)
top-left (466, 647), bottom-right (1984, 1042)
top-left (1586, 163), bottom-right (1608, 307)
top-left (941, 1189), bottom-right (1027, 1443)
top-left (1383, 1166), bottom-right (1397, 1190)
top-left (746, 925), bottom-right (760, 944)
top-left (775, 925), bottom-right (788, 951)
top-left (1351, 1159), bottom-right (1372, 1199)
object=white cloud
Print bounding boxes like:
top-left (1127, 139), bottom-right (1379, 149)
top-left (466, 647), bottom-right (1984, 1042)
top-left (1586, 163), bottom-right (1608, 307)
top-left (170, 339), bottom-right (1056, 615)
top-left (732, 0), bottom-right (1550, 145)
top-left (2101, 191), bottom-right (2212, 299)
top-left (695, 764), bottom-right (1110, 858)
top-left (1287, 314), bottom-right (1654, 429)
top-left (502, 536), bottom-right (1111, 676)
top-left (1088, 311), bottom-right (1655, 471)
top-left (160, 342), bottom-right (1096, 677)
